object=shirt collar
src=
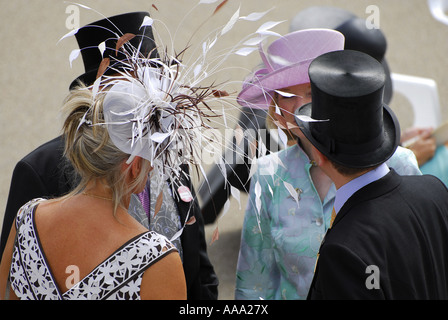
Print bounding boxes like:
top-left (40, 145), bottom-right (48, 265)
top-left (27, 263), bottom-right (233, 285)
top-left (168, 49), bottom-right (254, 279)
top-left (334, 163), bottom-right (390, 214)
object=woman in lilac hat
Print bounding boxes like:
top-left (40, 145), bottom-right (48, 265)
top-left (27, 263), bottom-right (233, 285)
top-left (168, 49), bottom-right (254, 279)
top-left (235, 29), bottom-right (422, 300)
top-left (237, 29), bottom-right (344, 145)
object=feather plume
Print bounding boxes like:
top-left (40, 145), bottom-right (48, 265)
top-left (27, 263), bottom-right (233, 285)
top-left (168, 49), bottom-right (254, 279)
top-left (115, 33), bottom-right (136, 54)
top-left (61, 3), bottom-right (285, 242)
top-left (213, 0), bottom-right (228, 15)
top-left (96, 58), bottom-right (110, 79)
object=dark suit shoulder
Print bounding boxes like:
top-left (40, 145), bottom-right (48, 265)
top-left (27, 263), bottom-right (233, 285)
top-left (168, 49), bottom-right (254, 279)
top-left (337, 171), bottom-right (448, 233)
top-left (398, 173), bottom-right (448, 195)
top-left (19, 135), bottom-right (73, 191)
top-left (385, 173), bottom-right (448, 217)
top-left (341, 170), bottom-right (448, 220)
top-left (329, 170), bottom-right (448, 274)
top-left (321, 170), bottom-right (448, 299)
top-left (21, 136), bottom-right (65, 166)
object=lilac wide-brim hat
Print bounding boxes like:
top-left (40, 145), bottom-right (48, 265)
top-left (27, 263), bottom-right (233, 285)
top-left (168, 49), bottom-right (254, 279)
top-left (237, 28), bottom-right (345, 109)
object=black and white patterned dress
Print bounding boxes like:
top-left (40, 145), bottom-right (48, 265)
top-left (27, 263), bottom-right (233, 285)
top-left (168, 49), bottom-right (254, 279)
top-left (9, 198), bottom-right (177, 300)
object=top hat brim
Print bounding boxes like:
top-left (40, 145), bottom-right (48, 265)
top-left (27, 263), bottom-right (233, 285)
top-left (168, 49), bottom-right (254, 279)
top-left (69, 60), bottom-right (127, 90)
top-left (70, 68), bottom-right (105, 90)
top-left (295, 102), bottom-right (400, 168)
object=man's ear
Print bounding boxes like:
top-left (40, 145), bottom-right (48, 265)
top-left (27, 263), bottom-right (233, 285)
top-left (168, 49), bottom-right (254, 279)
top-left (311, 146), bottom-right (328, 167)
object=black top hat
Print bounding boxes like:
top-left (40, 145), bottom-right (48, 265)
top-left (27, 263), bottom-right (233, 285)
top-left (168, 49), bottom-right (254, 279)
top-left (70, 12), bottom-right (158, 90)
top-left (295, 50), bottom-right (400, 168)
top-left (289, 6), bottom-right (392, 104)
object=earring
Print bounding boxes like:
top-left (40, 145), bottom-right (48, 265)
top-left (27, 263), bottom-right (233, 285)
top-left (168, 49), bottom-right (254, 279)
top-left (310, 160), bottom-right (318, 167)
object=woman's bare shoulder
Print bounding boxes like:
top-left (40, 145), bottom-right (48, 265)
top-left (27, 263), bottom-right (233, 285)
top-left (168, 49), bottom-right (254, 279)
top-left (140, 250), bottom-right (186, 300)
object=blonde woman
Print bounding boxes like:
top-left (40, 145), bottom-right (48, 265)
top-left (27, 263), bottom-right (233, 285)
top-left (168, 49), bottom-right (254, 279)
top-left (0, 11), bottom-right (219, 300)
top-left (0, 86), bottom-right (186, 300)
top-left (0, 4), bottom-right (237, 297)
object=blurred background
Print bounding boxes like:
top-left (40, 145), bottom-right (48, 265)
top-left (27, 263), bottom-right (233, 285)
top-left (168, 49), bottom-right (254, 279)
top-left (1, 0), bottom-right (447, 299)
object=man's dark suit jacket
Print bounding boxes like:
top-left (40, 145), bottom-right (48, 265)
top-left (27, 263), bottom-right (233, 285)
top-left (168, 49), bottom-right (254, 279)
top-left (308, 169), bottom-right (448, 299)
top-left (0, 136), bottom-right (218, 300)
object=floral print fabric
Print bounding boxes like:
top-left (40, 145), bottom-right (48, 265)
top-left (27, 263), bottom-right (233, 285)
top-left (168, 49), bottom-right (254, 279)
top-left (9, 198), bottom-right (176, 300)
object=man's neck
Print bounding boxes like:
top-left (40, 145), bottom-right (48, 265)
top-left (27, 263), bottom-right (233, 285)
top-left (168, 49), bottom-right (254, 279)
top-left (333, 163), bottom-right (390, 213)
top-left (332, 169), bottom-right (372, 190)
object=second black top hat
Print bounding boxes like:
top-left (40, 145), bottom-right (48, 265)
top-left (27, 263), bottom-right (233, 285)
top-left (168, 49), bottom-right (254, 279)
top-left (70, 12), bottom-right (158, 89)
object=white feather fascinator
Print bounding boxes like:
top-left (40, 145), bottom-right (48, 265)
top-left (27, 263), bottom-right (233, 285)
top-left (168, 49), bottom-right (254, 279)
top-left (61, 1), bottom-right (284, 202)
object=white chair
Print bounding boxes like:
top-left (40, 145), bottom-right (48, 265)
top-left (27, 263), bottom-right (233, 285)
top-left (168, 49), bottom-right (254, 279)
top-left (391, 73), bottom-right (442, 128)
top-left (428, 0), bottom-right (448, 26)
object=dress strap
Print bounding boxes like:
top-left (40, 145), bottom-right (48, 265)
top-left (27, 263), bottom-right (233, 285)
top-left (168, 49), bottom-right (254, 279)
top-left (10, 198), bottom-right (62, 300)
top-left (63, 231), bottom-right (176, 300)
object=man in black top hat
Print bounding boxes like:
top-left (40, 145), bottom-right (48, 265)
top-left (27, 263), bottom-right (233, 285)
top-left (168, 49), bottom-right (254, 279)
top-left (296, 50), bottom-right (448, 299)
top-left (0, 12), bottom-right (218, 300)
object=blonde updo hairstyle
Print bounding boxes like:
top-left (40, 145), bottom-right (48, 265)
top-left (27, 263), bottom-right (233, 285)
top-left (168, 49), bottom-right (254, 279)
top-left (62, 84), bottom-right (152, 214)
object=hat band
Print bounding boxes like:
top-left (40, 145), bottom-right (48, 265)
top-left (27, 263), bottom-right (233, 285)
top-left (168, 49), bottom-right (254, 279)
top-left (314, 127), bottom-right (385, 156)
